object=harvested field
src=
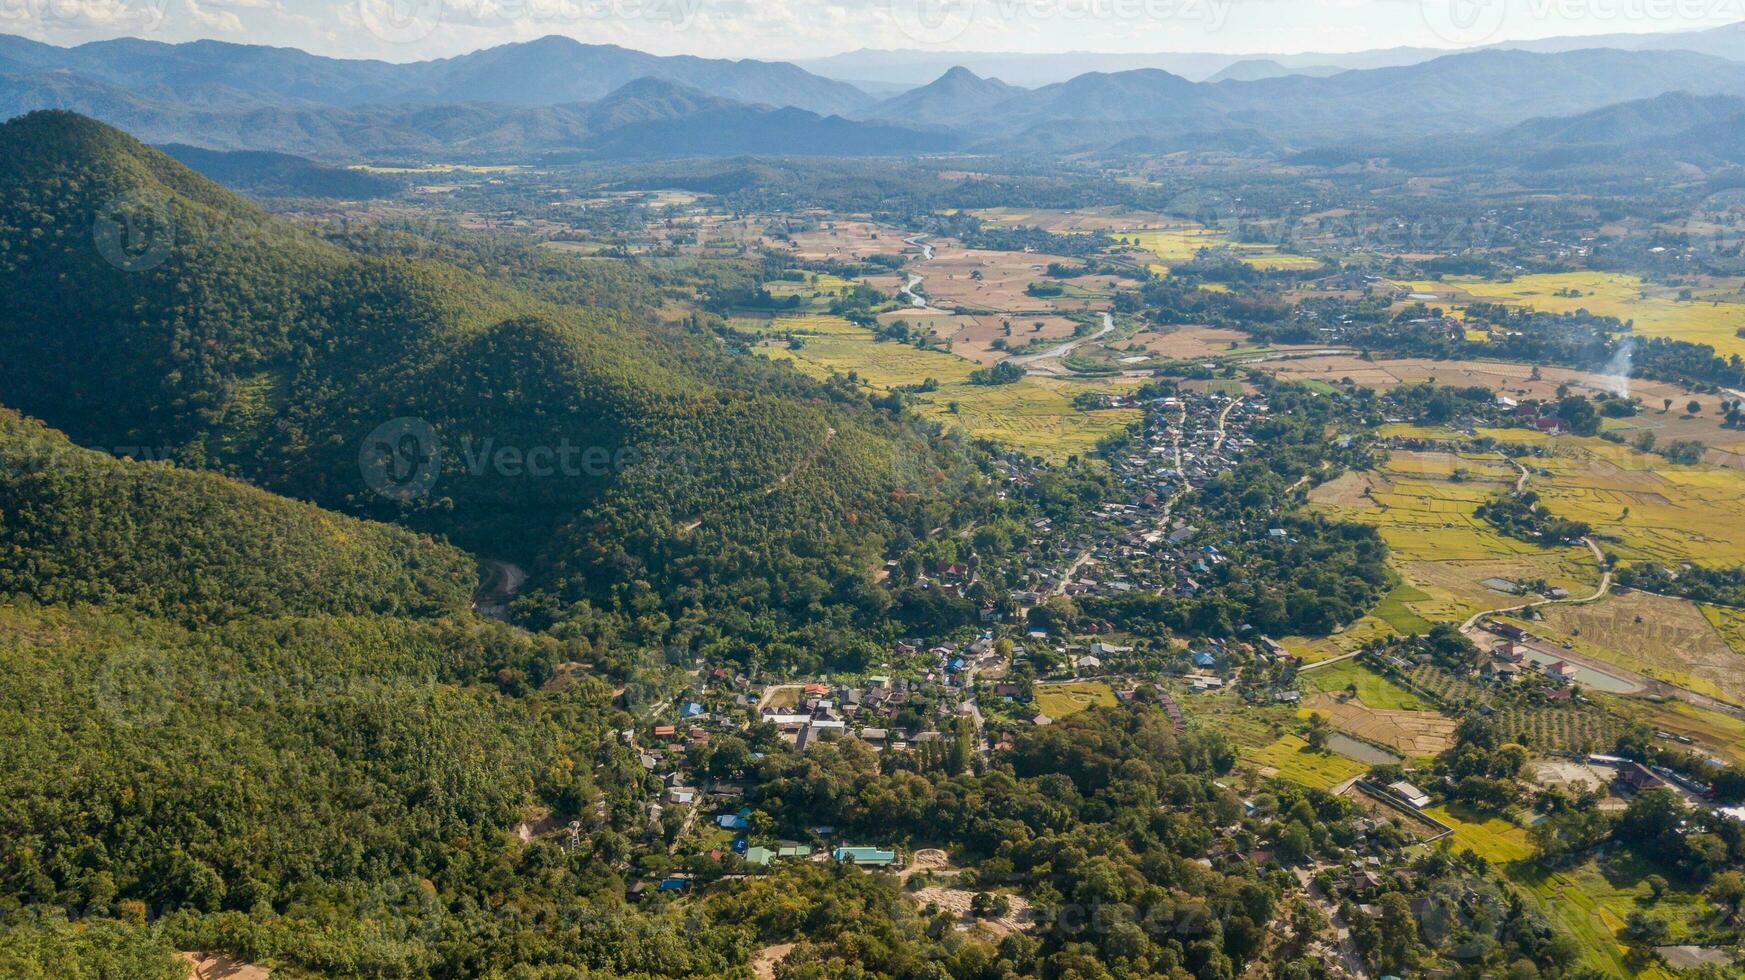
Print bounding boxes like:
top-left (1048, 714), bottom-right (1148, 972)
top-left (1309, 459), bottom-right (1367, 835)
top-left (921, 246), bottom-right (1116, 313)
top-left (1128, 325), bottom-right (1285, 360)
top-left (968, 206), bottom-right (1173, 234)
top-left (779, 219), bottom-right (914, 262)
top-left (1302, 692), bottom-right (1459, 755)
top-left (1517, 590), bottom-right (1745, 705)
top-left (878, 312), bottom-right (1081, 365)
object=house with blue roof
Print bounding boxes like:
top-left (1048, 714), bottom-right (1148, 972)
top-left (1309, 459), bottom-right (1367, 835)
top-left (833, 846), bottom-right (897, 867)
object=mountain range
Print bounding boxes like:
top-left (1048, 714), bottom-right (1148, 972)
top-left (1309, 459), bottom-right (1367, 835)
top-left (0, 33), bottom-right (874, 115)
top-left (5, 31), bottom-right (1745, 163)
top-left (797, 21), bottom-right (1745, 86)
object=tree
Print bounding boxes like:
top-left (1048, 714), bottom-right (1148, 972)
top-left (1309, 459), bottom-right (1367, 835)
top-left (1376, 892), bottom-right (1419, 970)
top-left (1688, 399), bottom-right (1703, 415)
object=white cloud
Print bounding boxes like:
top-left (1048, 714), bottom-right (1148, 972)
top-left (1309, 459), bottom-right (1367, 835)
top-left (3, 0), bottom-right (1739, 61)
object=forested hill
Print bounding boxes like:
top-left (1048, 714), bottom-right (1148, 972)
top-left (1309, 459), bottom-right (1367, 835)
top-left (0, 111), bottom-right (986, 666)
top-left (0, 409), bottom-right (474, 623)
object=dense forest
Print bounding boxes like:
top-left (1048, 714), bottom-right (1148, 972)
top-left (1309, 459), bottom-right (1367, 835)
top-left (0, 111), bottom-right (991, 672)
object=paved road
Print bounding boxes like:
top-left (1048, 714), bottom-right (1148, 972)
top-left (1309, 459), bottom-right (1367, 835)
top-left (1294, 867), bottom-right (1370, 978)
top-left (1212, 395), bottom-right (1242, 452)
top-left (899, 236), bottom-right (936, 308)
top-left (1458, 536), bottom-right (1611, 635)
top-left (1011, 311), bottom-right (1116, 375)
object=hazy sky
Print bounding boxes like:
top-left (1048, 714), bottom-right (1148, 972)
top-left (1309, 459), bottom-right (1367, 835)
top-left (4, 0), bottom-right (1741, 62)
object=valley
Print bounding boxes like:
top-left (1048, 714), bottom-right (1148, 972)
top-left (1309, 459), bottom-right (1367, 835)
top-left (5, 20), bottom-right (1745, 980)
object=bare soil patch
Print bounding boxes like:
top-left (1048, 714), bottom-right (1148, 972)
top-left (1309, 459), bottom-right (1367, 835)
top-left (1304, 692), bottom-right (1459, 755)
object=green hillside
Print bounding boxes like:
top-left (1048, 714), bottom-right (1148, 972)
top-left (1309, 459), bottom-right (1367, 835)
top-left (0, 111), bottom-right (985, 665)
top-left (0, 408), bottom-right (474, 623)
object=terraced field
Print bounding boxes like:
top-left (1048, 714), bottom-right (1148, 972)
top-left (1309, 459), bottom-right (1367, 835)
top-left (1704, 605), bottom-right (1745, 656)
top-left (1307, 450), bottom-right (1598, 627)
top-left (1516, 436), bottom-right (1745, 567)
top-left (1510, 855), bottom-right (1703, 980)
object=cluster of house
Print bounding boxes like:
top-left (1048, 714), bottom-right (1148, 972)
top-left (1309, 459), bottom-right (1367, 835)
top-left (753, 663), bottom-right (976, 753)
top-left (1476, 629), bottom-right (1583, 698)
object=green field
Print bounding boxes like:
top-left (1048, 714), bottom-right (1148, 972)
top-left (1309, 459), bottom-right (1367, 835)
top-left (1245, 734), bottom-right (1370, 790)
top-left (1425, 803), bottom-right (1535, 863)
top-left (1303, 660), bottom-right (1426, 711)
top-left (758, 330), bottom-right (1140, 460)
top-left (1509, 854), bottom-right (1702, 979)
top-left (1035, 682), bottom-right (1118, 719)
top-left (1372, 583), bottom-right (1434, 634)
top-left (730, 313), bottom-right (869, 337)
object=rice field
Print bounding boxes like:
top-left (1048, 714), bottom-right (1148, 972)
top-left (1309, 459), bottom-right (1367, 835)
top-left (1703, 605), bottom-right (1745, 656)
top-left (1245, 734), bottom-right (1371, 790)
top-left (1372, 583), bottom-right (1434, 634)
top-left (1398, 271), bottom-right (1745, 359)
top-left (913, 377), bottom-right (1142, 461)
top-left (1516, 435), bottom-right (1745, 568)
top-left (1035, 682), bottom-right (1118, 719)
top-left (730, 314), bottom-right (868, 337)
top-left (758, 333), bottom-right (976, 388)
top-left (1501, 590), bottom-right (1745, 705)
top-left (1424, 804), bottom-right (1535, 863)
top-left (1308, 450), bottom-right (1599, 626)
top-left (1509, 855), bottom-right (1702, 980)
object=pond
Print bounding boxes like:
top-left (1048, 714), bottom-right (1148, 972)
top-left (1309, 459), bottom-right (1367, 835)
top-left (1516, 649), bottom-right (1639, 694)
top-left (1327, 732), bottom-right (1403, 766)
